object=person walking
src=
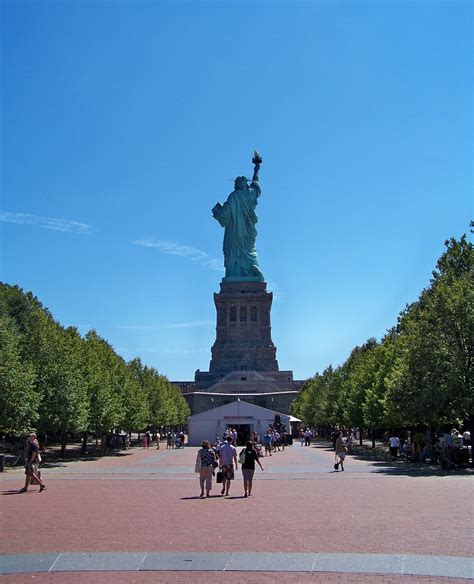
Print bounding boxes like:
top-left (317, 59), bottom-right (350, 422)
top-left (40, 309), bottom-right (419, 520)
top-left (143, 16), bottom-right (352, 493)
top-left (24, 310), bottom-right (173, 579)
top-left (262, 429), bottom-right (272, 456)
top-left (18, 433), bottom-right (47, 493)
top-left (334, 431), bottom-right (347, 471)
top-left (441, 430), bottom-right (454, 470)
top-left (239, 441), bottom-right (263, 497)
top-left (388, 434), bottom-right (401, 460)
top-left (218, 435), bottom-right (238, 496)
top-left (299, 429), bottom-right (305, 446)
top-left (195, 440), bottom-right (217, 498)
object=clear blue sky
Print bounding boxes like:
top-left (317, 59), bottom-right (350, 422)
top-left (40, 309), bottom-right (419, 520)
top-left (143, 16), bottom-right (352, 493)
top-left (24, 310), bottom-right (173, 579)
top-left (1, 1), bottom-right (472, 381)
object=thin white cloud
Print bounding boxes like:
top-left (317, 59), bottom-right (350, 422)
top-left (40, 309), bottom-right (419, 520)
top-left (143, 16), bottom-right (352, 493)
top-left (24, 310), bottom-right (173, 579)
top-left (202, 258), bottom-right (224, 271)
top-left (135, 347), bottom-right (158, 353)
top-left (114, 320), bottom-right (214, 330)
top-left (133, 238), bottom-right (224, 272)
top-left (0, 212), bottom-right (92, 234)
top-left (114, 325), bottom-right (157, 331)
top-left (162, 347), bottom-right (209, 354)
top-left (160, 320), bottom-right (214, 329)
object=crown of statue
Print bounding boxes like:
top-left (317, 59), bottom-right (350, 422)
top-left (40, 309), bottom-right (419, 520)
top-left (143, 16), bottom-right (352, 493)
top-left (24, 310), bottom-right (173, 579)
top-left (226, 176), bottom-right (251, 182)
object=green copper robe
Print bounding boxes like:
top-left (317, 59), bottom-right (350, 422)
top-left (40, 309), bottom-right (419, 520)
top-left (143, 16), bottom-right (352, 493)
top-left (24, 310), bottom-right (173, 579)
top-left (213, 182), bottom-right (263, 281)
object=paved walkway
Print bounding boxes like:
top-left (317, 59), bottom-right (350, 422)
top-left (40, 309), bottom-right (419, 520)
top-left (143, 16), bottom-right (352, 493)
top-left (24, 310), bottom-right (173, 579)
top-left (1, 442), bottom-right (472, 583)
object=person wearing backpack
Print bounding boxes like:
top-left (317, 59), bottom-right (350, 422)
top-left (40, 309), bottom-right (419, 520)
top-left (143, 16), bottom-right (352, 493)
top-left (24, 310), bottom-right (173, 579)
top-left (239, 441), bottom-right (264, 497)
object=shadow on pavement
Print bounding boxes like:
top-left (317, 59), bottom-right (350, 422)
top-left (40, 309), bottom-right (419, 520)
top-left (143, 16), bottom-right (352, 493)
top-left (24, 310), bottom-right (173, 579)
top-left (2, 489), bottom-right (29, 495)
top-left (39, 451), bottom-right (134, 468)
top-left (367, 461), bottom-right (473, 477)
top-left (312, 440), bottom-right (473, 477)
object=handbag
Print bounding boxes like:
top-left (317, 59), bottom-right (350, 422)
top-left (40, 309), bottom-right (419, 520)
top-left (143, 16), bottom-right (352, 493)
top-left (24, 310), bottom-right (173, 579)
top-left (194, 451), bottom-right (202, 473)
top-left (216, 470), bottom-right (223, 483)
top-left (30, 470), bottom-right (42, 485)
top-left (238, 449), bottom-right (246, 464)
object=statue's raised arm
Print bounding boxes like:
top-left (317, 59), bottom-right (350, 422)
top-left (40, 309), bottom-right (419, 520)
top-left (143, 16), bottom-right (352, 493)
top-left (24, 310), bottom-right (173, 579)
top-left (212, 151), bottom-right (264, 282)
top-left (251, 150), bottom-right (262, 187)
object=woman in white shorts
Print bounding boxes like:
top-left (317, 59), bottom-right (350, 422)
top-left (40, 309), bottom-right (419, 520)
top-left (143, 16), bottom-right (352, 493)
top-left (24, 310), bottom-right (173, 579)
top-left (334, 432), bottom-right (347, 471)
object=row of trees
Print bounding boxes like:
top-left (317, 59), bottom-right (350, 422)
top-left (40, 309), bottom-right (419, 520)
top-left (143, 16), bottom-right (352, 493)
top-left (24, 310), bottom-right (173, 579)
top-left (0, 283), bottom-right (190, 452)
top-left (291, 234), bottom-right (473, 438)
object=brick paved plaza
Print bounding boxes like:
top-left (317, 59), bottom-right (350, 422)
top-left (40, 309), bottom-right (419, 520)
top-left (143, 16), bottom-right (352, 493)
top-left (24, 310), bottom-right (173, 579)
top-left (1, 441), bottom-right (472, 583)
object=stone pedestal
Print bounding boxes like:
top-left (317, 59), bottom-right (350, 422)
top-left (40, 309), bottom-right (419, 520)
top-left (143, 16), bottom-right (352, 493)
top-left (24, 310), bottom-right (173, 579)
top-left (184, 280), bottom-right (303, 415)
top-left (208, 280), bottom-right (278, 375)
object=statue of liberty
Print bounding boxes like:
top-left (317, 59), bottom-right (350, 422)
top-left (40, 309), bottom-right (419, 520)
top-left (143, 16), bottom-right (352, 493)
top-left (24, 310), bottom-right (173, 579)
top-left (212, 151), bottom-right (264, 281)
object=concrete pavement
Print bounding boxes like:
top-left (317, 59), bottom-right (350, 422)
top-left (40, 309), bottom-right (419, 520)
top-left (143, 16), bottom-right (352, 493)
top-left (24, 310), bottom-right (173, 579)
top-left (1, 441), bottom-right (472, 582)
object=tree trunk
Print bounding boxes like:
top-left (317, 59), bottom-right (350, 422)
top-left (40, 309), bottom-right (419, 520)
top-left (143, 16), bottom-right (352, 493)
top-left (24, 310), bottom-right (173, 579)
top-left (371, 430), bottom-right (375, 449)
top-left (60, 431), bottom-right (67, 458)
top-left (359, 428), bottom-right (363, 446)
top-left (81, 432), bottom-right (88, 454)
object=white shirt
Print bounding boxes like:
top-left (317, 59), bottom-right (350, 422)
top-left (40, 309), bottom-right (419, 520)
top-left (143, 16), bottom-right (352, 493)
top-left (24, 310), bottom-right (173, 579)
top-left (219, 442), bottom-right (237, 465)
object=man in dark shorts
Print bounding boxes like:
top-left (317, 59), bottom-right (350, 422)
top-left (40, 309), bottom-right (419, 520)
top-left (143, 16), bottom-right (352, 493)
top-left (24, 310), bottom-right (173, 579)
top-left (19, 433), bottom-right (47, 493)
top-left (218, 436), bottom-right (238, 496)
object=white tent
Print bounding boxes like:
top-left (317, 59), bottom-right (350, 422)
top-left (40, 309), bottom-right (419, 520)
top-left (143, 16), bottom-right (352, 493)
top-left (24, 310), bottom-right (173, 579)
top-left (187, 399), bottom-right (299, 446)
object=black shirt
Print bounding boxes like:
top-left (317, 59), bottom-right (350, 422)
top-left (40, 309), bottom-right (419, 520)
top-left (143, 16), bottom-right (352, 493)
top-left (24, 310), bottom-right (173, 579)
top-left (241, 449), bottom-right (259, 470)
top-left (27, 442), bottom-right (39, 463)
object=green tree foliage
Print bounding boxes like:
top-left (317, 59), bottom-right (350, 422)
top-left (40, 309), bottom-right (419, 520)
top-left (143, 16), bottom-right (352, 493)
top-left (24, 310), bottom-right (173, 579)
top-left (127, 358), bottom-right (190, 429)
top-left (291, 232), bottom-right (473, 432)
top-left (0, 315), bottom-right (39, 434)
top-left (291, 366), bottom-right (344, 426)
top-left (362, 331), bottom-right (398, 430)
top-left (385, 235), bottom-right (473, 427)
top-left (117, 359), bottom-right (149, 433)
top-left (0, 283), bottom-right (190, 438)
top-left (83, 330), bottom-right (123, 433)
top-left (34, 316), bottom-right (89, 436)
top-left (341, 338), bottom-right (378, 429)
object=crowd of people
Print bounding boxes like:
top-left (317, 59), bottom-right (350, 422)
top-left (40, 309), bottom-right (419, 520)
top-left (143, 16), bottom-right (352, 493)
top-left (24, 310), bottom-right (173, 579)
top-left (305, 423), bottom-right (472, 471)
top-left (194, 425), bottom-right (291, 498)
top-left (16, 423), bottom-right (471, 495)
top-left (386, 428), bottom-right (471, 469)
top-left (138, 430), bottom-right (186, 450)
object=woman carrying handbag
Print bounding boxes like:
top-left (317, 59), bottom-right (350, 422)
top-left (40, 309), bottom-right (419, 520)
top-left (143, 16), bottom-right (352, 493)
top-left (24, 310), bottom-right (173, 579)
top-left (239, 441), bottom-right (264, 497)
top-left (195, 440), bottom-right (217, 498)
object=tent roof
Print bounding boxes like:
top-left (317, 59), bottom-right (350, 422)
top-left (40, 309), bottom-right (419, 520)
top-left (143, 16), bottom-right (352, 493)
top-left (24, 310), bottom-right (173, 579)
top-left (188, 399), bottom-right (296, 421)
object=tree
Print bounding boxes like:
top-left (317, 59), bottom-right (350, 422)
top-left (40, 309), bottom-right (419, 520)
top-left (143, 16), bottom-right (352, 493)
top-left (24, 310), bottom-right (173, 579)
top-left (291, 231), bottom-right (473, 443)
top-left (83, 330), bottom-right (123, 438)
top-left (0, 315), bottom-right (39, 434)
top-left (34, 314), bottom-right (89, 455)
top-left (362, 331), bottom-right (399, 431)
top-left (384, 235), bottom-right (473, 429)
top-left (342, 338), bottom-right (378, 432)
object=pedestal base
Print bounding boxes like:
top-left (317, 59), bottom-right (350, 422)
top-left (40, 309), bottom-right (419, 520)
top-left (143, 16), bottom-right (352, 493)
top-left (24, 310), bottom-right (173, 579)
top-left (207, 280), bottom-right (278, 375)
